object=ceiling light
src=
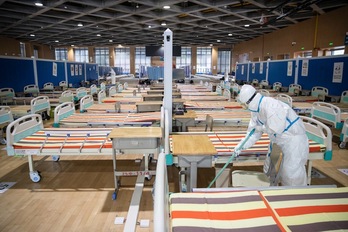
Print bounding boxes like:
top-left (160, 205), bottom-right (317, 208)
top-left (77, 23), bottom-right (83, 27)
top-left (55, 40), bottom-right (59, 42)
top-left (244, 24), bottom-right (250, 27)
top-left (148, 25), bottom-right (152, 28)
top-left (30, 34), bottom-right (35, 37)
top-left (163, 5), bottom-right (170, 9)
top-left (228, 33), bottom-right (233, 36)
top-left (35, 2), bottom-right (43, 7)
top-left (217, 40), bottom-right (221, 42)
top-left (109, 39), bottom-right (113, 42)
top-left (97, 34), bottom-right (101, 37)
top-left (161, 22), bottom-right (166, 26)
top-left (71, 45), bottom-right (74, 47)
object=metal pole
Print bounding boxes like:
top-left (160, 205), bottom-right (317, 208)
top-left (163, 29), bottom-right (173, 132)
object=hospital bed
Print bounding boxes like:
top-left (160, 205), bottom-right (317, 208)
top-left (42, 82), bottom-right (54, 91)
top-left (259, 79), bottom-right (271, 89)
top-left (272, 81), bottom-right (282, 91)
top-left (80, 95), bottom-right (137, 113)
top-left (184, 100), bottom-right (242, 110)
top-left (24, 84), bottom-right (39, 97)
top-left (0, 87), bottom-right (15, 104)
top-left (181, 89), bottom-right (230, 101)
top-left (9, 95), bottom-right (51, 119)
top-left (311, 86), bottom-right (329, 101)
top-left (276, 93), bottom-right (292, 107)
top-left (193, 110), bottom-right (251, 128)
top-left (339, 118), bottom-right (348, 148)
top-left (310, 101), bottom-right (348, 129)
top-left (176, 84), bottom-right (211, 92)
top-left (53, 102), bottom-right (161, 128)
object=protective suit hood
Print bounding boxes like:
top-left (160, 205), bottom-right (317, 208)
top-left (247, 92), bottom-right (262, 112)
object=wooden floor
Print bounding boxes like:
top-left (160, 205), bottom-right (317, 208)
top-left (0, 118), bottom-right (347, 232)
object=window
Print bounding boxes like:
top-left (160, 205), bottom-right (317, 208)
top-left (135, 47), bottom-right (151, 77)
top-left (95, 47), bottom-right (109, 66)
top-left (20, 42), bottom-right (26, 57)
top-left (176, 47), bottom-right (191, 68)
top-left (114, 47), bottom-right (130, 74)
top-left (55, 48), bottom-right (67, 61)
top-left (74, 48), bottom-right (88, 62)
top-left (324, 46), bottom-right (345, 56)
top-left (196, 47), bottom-right (212, 74)
top-left (217, 49), bottom-right (231, 74)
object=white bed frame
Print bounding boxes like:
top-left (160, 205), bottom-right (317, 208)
top-left (100, 82), bottom-right (106, 91)
top-left (79, 95), bottom-right (94, 112)
top-left (117, 83), bottom-right (123, 92)
top-left (109, 86), bottom-right (117, 97)
top-left (0, 106), bottom-right (13, 144)
top-left (75, 87), bottom-right (87, 100)
top-left (252, 79), bottom-right (259, 85)
top-left (123, 82), bottom-right (128, 90)
top-left (24, 84), bottom-right (39, 96)
top-left (311, 86), bottom-right (328, 99)
top-left (276, 93), bottom-right (292, 107)
top-left (98, 89), bottom-right (107, 104)
top-left (273, 82), bottom-right (282, 91)
top-left (289, 83), bottom-right (302, 95)
top-left (90, 84), bottom-right (97, 95)
top-left (340, 90), bottom-right (348, 104)
top-left (0, 88), bottom-right (15, 104)
top-left (222, 89), bottom-right (231, 101)
top-left (43, 82), bottom-right (54, 91)
top-left (311, 102), bottom-right (343, 129)
top-left (53, 102), bottom-right (75, 127)
top-left (58, 90), bottom-right (74, 103)
top-left (59, 81), bottom-right (67, 88)
top-left (259, 89), bottom-right (270, 97)
top-left (29, 96), bottom-right (51, 117)
top-left (259, 80), bottom-right (269, 88)
top-left (215, 85), bottom-right (222, 95)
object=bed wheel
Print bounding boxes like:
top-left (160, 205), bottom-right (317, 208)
top-left (52, 155), bottom-right (60, 161)
top-left (112, 192), bottom-right (117, 200)
top-left (30, 171), bottom-right (41, 183)
top-left (339, 142), bottom-right (346, 149)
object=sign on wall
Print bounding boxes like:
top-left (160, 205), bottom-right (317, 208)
top-left (332, 62), bottom-right (343, 83)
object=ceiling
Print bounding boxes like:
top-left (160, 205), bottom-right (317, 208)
top-left (0, 0), bottom-right (347, 47)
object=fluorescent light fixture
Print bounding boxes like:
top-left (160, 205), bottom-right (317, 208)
top-left (35, 2), bottom-right (43, 7)
top-left (163, 5), bottom-right (170, 9)
top-left (30, 34), bottom-right (35, 37)
top-left (109, 39), bottom-right (113, 42)
top-left (161, 22), bottom-right (166, 26)
top-left (71, 45), bottom-right (74, 47)
top-left (55, 40), bottom-right (59, 42)
top-left (77, 23), bottom-right (83, 27)
top-left (97, 34), bottom-right (101, 36)
top-left (217, 40), bottom-right (221, 42)
top-left (228, 33), bottom-right (233, 36)
top-left (244, 24), bottom-right (250, 27)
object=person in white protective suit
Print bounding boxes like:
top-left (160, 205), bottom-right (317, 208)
top-left (235, 84), bottom-right (309, 186)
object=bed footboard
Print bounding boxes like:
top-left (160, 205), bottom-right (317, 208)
top-left (31, 96), bottom-right (51, 116)
top-left (6, 114), bottom-right (43, 156)
top-left (98, 89), bottom-right (106, 104)
top-left (54, 102), bottom-right (75, 127)
top-left (311, 102), bottom-right (342, 129)
top-left (80, 95), bottom-right (94, 112)
top-left (300, 116), bottom-right (332, 160)
top-left (0, 106), bottom-right (13, 126)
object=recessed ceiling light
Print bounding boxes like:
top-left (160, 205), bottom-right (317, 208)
top-left (77, 23), bottom-right (83, 27)
top-left (71, 45), bottom-right (74, 47)
top-left (244, 24), bottom-right (250, 27)
top-left (228, 33), bottom-right (233, 36)
top-left (109, 39), bottom-right (113, 42)
top-left (161, 22), bottom-right (166, 26)
top-left (30, 34), bottom-right (35, 37)
top-left (97, 34), bottom-right (101, 36)
top-left (217, 40), bottom-right (221, 42)
top-left (35, 2), bottom-right (43, 7)
top-left (163, 5), bottom-right (170, 9)
top-left (148, 25), bottom-right (152, 28)
top-left (55, 40), bottom-right (59, 42)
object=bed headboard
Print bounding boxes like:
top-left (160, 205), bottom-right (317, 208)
top-left (273, 82), bottom-right (282, 91)
top-left (289, 84), bottom-right (302, 95)
top-left (24, 84), bottom-right (39, 95)
top-left (340, 90), bottom-right (348, 104)
top-left (0, 88), bottom-right (15, 104)
top-left (123, 82), bottom-right (128, 90)
top-left (98, 89), bottom-right (107, 104)
top-left (259, 89), bottom-right (270, 97)
top-left (224, 81), bottom-right (231, 90)
top-left (53, 102), bottom-right (75, 127)
top-left (311, 86), bottom-right (328, 98)
top-left (43, 82), bottom-right (54, 90)
top-left (216, 85), bottom-right (222, 95)
top-left (30, 96), bottom-right (50, 115)
top-left (300, 116), bottom-right (332, 160)
top-left (311, 102), bottom-right (343, 129)
top-left (276, 93), bottom-right (292, 107)
top-left (6, 114), bottom-right (44, 156)
top-left (76, 87), bottom-right (87, 100)
top-left (80, 95), bottom-right (94, 113)
top-left (109, 86), bottom-right (116, 97)
top-left (90, 84), bottom-right (97, 95)
top-left (59, 80), bottom-right (67, 87)
top-left (117, 83), bottom-right (123, 92)
top-left (59, 90), bottom-right (74, 103)
top-left (100, 82), bottom-right (106, 91)
top-left (223, 89), bottom-right (231, 101)
top-left (0, 106), bottom-right (14, 126)
top-left (259, 80), bottom-right (269, 88)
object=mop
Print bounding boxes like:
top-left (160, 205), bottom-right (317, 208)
top-left (207, 128), bottom-right (255, 188)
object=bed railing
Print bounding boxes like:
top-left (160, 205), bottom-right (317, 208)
top-left (0, 106), bottom-right (14, 125)
top-left (223, 89), bottom-right (231, 101)
top-left (75, 87), bottom-right (87, 100)
top-left (53, 102), bottom-right (75, 127)
top-left (59, 90), bottom-right (74, 103)
top-left (90, 84), bottom-right (97, 95)
top-left (109, 86), bottom-right (117, 97)
top-left (98, 89), bottom-right (106, 104)
top-left (31, 96), bottom-right (50, 116)
top-left (0, 88), bottom-right (15, 104)
top-left (340, 90), bottom-right (348, 104)
top-left (24, 84), bottom-right (39, 96)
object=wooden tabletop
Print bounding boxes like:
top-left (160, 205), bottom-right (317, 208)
top-left (108, 127), bottom-right (162, 139)
top-left (136, 101), bottom-right (163, 106)
top-left (171, 135), bottom-right (217, 156)
top-left (173, 110), bottom-right (196, 119)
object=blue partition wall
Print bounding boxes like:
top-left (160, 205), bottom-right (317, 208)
top-left (297, 56), bottom-right (348, 95)
top-left (249, 62), bottom-right (266, 82)
top-left (67, 62), bottom-right (85, 87)
top-left (0, 57), bottom-right (35, 93)
top-left (268, 60), bottom-right (296, 88)
top-left (37, 60), bottom-right (65, 89)
top-left (86, 63), bottom-right (98, 81)
top-left (236, 63), bottom-right (248, 81)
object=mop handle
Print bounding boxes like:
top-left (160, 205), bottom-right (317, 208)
top-left (207, 128), bottom-right (256, 188)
